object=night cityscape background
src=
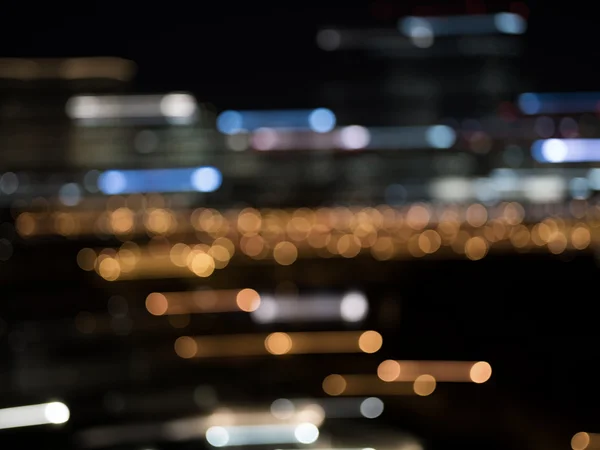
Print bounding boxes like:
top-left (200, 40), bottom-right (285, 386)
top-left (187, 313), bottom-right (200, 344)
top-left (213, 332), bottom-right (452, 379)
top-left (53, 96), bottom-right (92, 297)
top-left (1, 3), bottom-right (600, 450)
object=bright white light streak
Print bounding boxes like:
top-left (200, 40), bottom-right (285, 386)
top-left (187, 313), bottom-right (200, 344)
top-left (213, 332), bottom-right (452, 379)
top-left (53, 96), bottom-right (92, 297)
top-left (0, 402), bottom-right (70, 430)
top-left (250, 291), bottom-right (368, 324)
top-left (66, 93), bottom-right (197, 123)
top-left (205, 423), bottom-right (318, 447)
top-left (532, 139), bottom-right (600, 163)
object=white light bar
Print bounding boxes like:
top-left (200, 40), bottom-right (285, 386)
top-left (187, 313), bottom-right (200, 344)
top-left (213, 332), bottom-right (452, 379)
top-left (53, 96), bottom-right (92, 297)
top-left (0, 402), bottom-right (70, 430)
top-left (428, 173), bottom-right (567, 203)
top-left (250, 291), bottom-right (368, 324)
top-left (77, 408), bottom-right (321, 448)
top-left (66, 93), bottom-right (197, 124)
top-left (205, 423), bottom-right (319, 447)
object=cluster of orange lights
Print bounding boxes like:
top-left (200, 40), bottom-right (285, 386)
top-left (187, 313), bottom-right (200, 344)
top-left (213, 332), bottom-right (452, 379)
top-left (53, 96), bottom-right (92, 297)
top-left (58, 201), bottom-right (599, 281)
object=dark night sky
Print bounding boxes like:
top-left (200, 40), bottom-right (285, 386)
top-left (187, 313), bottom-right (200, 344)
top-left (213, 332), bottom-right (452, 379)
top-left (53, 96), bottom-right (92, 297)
top-left (1, 1), bottom-right (599, 106)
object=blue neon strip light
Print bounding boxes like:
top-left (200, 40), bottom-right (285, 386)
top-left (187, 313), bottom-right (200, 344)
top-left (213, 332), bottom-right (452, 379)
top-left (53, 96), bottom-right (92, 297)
top-left (531, 139), bottom-right (600, 163)
top-left (518, 92), bottom-right (600, 115)
top-left (97, 166), bottom-right (222, 195)
top-left (216, 108), bottom-right (336, 134)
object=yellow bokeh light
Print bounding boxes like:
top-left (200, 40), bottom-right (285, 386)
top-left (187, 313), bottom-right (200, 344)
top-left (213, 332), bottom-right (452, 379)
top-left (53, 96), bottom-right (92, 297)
top-left (322, 374), bottom-right (347, 396)
top-left (16, 213), bottom-right (36, 236)
top-left (469, 361), bottom-right (492, 383)
top-left (236, 288), bottom-right (261, 312)
top-left (265, 332), bottom-right (293, 355)
top-left (76, 248), bottom-right (96, 271)
top-left (465, 204), bottom-right (488, 227)
top-left (174, 336), bottom-right (197, 359)
top-left (110, 207), bottom-right (134, 234)
top-left (358, 330), bottom-right (383, 353)
top-left (98, 257), bottom-right (121, 281)
top-left (170, 243), bottom-right (191, 267)
top-left (464, 236), bottom-right (488, 261)
top-left (418, 229), bottom-right (441, 254)
top-left (571, 226), bottom-right (591, 250)
top-left (146, 293), bottom-right (168, 316)
top-left (273, 241), bottom-right (298, 266)
top-left (413, 374), bottom-right (436, 396)
top-left (208, 244), bottom-right (231, 268)
top-left (377, 360), bottom-right (401, 382)
top-left (548, 233), bottom-right (567, 254)
top-left (190, 253), bottom-right (215, 277)
top-left (572, 432), bottom-right (590, 450)
top-left (406, 204), bottom-right (430, 230)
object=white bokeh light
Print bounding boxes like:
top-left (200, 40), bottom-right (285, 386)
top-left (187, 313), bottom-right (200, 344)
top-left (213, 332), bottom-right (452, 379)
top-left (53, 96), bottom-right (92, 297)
top-left (271, 398), bottom-right (295, 420)
top-left (251, 296), bottom-right (278, 323)
top-left (359, 397), bottom-right (384, 419)
top-left (340, 291), bottom-right (369, 322)
top-left (44, 402), bottom-right (70, 424)
top-left (98, 170), bottom-right (126, 195)
top-left (58, 183), bottom-right (82, 206)
top-left (160, 93), bottom-right (197, 118)
top-left (541, 139), bottom-right (569, 162)
top-left (294, 422), bottom-right (319, 444)
top-left (206, 426), bottom-right (230, 447)
top-left (191, 167), bottom-right (222, 192)
top-left (340, 126), bottom-right (371, 149)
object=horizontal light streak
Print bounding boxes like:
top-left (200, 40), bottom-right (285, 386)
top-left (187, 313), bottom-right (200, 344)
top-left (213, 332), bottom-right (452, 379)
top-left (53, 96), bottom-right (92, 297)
top-left (145, 289), bottom-right (369, 323)
top-left (251, 291), bottom-right (368, 323)
top-left (322, 374), bottom-right (435, 397)
top-left (0, 57), bottom-right (135, 81)
top-left (272, 397), bottom-right (384, 420)
top-left (146, 289), bottom-right (260, 316)
top-left (518, 92), bottom-right (600, 115)
top-left (217, 108), bottom-right (336, 134)
top-left (246, 125), bottom-right (455, 151)
top-left (97, 166), bottom-right (222, 195)
top-left (399, 13), bottom-right (526, 38)
top-left (174, 330), bottom-right (382, 359)
top-left (0, 401), bottom-right (70, 430)
top-left (77, 410), bottom-right (319, 448)
top-left (66, 93), bottom-right (197, 124)
top-left (531, 139), bottom-right (600, 163)
top-left (377, 360), bottom-right (492, 383)
top-left (205, 423), bottom-right (319, 447)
